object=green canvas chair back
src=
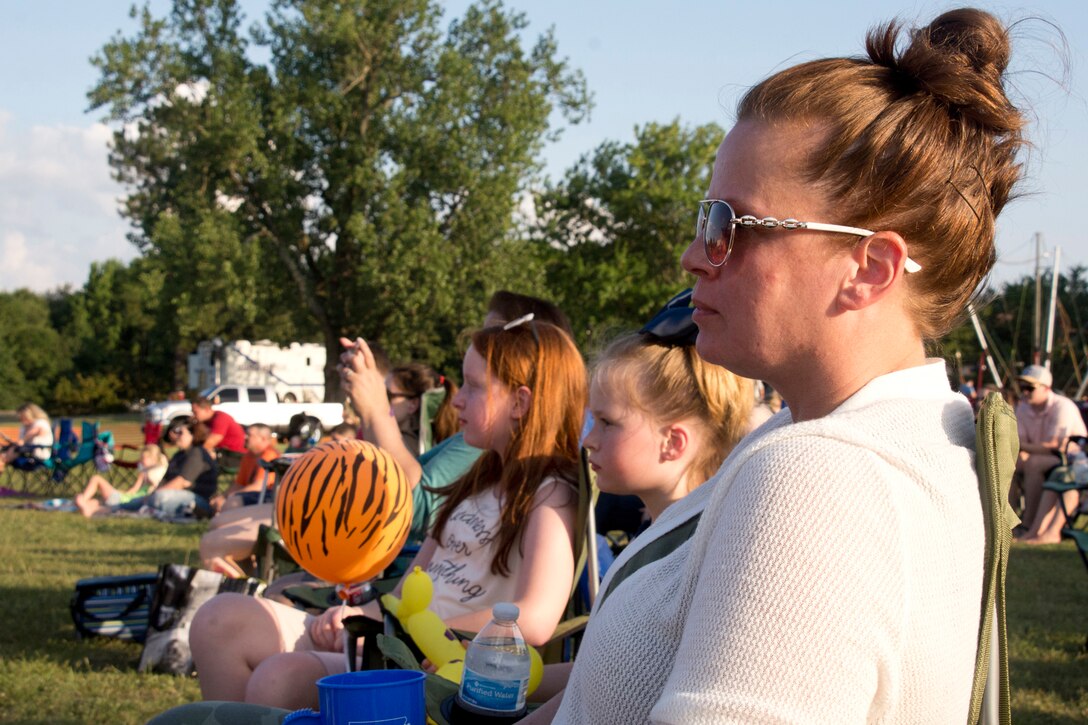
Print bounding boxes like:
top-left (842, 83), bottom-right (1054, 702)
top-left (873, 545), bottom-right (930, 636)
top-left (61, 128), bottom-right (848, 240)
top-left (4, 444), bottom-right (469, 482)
top-left (418, 387), bottom-right (447, 455)
top-left (970, 391), bottom-right (1019, 725)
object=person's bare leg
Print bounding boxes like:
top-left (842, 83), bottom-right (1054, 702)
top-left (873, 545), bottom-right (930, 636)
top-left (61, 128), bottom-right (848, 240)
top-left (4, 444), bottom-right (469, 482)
top-left (190, 593), bottom-right (292, 702)
top-left (200, 517), bottom-right (265, 571)
top-left (221, 494), bottom-right (246, 513)
top-left (76, 497), bottom-right (104, 518)
top-left (245, 652), bottom-right (335, 709)
top-left (78, 474), bottom-right (116, 505)
top-left (207, 502), bottom-right (273, 532)
top-left (1021, 488), bottom-right (1078, 545)
top-left (1020, 453), bottom-right (1059, 528)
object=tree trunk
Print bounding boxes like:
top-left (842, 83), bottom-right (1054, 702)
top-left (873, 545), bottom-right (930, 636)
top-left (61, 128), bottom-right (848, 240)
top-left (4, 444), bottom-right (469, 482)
top-left (323, 326), bottom-right (345, 403)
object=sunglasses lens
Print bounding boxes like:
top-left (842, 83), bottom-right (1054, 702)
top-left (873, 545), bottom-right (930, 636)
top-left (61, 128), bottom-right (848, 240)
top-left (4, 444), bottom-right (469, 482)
top-left (704, 201), bottom-right (733, 265)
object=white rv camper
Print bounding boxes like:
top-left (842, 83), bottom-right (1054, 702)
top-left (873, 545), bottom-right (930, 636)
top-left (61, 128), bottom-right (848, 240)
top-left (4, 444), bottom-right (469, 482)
top-left (187, 339), bottom-right (327, 402)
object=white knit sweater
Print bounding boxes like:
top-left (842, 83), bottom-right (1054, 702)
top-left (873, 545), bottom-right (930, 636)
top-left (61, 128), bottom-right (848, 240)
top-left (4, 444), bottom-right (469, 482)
top-left (556, 361), bottom-right (983, 724)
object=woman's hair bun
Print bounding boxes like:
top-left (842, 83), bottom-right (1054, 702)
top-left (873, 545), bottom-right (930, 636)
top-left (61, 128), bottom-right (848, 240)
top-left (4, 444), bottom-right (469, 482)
top-left (867, 8), bottom-right (1018, 132)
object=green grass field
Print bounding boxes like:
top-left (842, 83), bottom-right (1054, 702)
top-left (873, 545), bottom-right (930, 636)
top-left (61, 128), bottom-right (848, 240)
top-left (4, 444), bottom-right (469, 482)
top-left (0, 501), bottom-right (1085, 723)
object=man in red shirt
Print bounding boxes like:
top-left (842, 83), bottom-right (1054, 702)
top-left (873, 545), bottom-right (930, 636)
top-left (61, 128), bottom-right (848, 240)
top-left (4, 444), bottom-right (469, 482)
top-left (210, 424), bottom-right (281, 513)
top-left (191, 397), bottom-right (247, 455)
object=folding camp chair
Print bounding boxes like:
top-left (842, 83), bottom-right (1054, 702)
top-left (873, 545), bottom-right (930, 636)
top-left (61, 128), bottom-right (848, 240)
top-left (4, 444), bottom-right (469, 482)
top-left (1, 420), bottom-right (70, 494)
top-left (417, 386), bottom-right (447, 456)
top-left (110, 444), bottom-right (145, 488)
top-left (51, 421), bottom-right (114, 489)
top-left (3, 444), bottom-right (56, 495)
top-left (1039, 436), bottom-right (1088, 574)
top-left (971, 391), bottom-right (1018, 725)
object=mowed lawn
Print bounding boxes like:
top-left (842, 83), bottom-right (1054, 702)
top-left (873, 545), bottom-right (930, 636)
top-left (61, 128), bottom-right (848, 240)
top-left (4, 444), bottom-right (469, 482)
top-left (0, 459), bottom-right (1086, 722)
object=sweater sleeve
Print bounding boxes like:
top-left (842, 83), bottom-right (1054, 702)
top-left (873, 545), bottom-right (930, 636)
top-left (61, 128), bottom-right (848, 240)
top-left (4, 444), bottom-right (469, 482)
top-left (650, 435), bottom-right (908, 724)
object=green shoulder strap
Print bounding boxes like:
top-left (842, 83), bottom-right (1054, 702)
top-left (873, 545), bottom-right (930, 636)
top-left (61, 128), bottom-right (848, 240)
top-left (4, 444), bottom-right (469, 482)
top-left (969, 391), bottom-right (1020, 725)
top-left (597, 511), bottom-right (702, 609)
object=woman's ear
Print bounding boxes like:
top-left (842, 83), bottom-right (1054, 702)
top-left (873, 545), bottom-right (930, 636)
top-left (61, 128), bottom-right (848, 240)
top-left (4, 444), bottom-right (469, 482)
top-left (660, 423), bottom-right (691, 462)
top-left (838, 231), bottom-right (909, 311)
top-left (511, 385), bottom-right (533, 420)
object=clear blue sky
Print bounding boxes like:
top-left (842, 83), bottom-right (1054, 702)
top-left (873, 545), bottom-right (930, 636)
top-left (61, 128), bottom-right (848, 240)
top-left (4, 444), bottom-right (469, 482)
top-left (1, 0), bottom-right (1084, 292)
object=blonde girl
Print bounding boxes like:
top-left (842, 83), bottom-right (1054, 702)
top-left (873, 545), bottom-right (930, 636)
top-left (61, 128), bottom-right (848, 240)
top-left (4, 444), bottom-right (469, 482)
top-left (526, 326), bottom-right (754, 721)
top-left (585, 332), bottom-right (753, 520)
top-left (74, 444), bottom-right (169, 518)
top-left (191, 318), bottom-right (587, 710)
top-left (0, 403), bottom-right (53, 473)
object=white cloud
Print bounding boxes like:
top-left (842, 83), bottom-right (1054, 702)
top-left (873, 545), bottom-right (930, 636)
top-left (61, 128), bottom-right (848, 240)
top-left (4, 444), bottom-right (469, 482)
top-left (1, 231), bottom-right (53, 291)
top-left (0, 111), bottom-right (134, 292)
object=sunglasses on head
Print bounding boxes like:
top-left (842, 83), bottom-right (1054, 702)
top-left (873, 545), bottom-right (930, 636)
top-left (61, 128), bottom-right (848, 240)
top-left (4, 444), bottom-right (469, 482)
top-left (696, 199), bottom-right (922, 273)
top-left (640, 288), bottom-right (697, 346)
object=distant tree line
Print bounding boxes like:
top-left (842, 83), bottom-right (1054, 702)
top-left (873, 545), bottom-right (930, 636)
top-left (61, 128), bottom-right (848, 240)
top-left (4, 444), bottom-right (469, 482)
top-left (940, 267), bottom-right (1088, 398)
top-left (2, 0), bottom-right (1083, 413)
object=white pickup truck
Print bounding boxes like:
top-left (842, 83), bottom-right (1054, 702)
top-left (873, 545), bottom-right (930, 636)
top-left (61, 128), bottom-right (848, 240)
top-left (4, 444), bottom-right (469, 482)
top-left (144, 384), bottom-right (344, 438)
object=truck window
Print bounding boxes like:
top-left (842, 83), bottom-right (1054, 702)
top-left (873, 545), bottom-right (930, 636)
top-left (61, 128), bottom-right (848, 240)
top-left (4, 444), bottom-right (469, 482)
top-left (217, 388), bottom-right (240, 403)
top-left (248, 387), bottom-right (268, 402)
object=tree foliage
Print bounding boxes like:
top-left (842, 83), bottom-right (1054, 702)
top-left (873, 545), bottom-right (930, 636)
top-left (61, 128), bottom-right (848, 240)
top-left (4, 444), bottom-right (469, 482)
top-left (532, 120), bottom-right (723, 347)
top-left (0, 290), bottom-right (67, 407)
top-left (88, 0), bottom-right (591, 393)
top-left (938, 265), bottom-right (1088, 397)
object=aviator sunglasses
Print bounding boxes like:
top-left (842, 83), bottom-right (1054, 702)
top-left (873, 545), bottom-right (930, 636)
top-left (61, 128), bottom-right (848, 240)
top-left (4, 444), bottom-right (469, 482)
top-left (696, 199), bottom-right (922, 273)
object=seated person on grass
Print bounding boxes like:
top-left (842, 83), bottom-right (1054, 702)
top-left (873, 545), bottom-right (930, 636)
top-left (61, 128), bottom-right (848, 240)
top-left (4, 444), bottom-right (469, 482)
top-left (209, 424), bottom-right (281, 514)
top-left (75, 444), bottom-right (168, 518)
top-left (140, 420), bottom-right (218, 518)
top-left (0, 403), bottom-right (53, 474)
top-left (191, 396), bottom-right (247, 464)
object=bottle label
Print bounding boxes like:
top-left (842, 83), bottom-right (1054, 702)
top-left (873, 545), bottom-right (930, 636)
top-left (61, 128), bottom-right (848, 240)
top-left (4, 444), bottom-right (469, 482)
top-left (459, 669), bottom-right (528, 713)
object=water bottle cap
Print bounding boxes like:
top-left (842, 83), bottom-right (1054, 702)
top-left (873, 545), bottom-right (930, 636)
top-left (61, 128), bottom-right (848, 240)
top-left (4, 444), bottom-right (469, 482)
top-left (492, 602), bottom-right (519, 622)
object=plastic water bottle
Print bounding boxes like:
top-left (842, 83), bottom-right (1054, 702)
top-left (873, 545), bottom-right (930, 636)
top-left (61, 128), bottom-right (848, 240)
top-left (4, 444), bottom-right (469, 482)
top-left (457, 603), bottom-right (531, 717)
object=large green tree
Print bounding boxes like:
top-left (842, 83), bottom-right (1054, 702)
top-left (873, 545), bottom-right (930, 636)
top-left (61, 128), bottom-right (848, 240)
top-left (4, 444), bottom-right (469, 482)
top-left (89, 0), bottom-right (590, 392)
top-left (532, 120), bottom-right (723, 347)
top-left (0, 290), bottom-right (68, 407)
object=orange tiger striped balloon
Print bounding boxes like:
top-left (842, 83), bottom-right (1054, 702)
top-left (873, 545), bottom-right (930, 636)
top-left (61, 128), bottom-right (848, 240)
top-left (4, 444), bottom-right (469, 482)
top-left (275, 440), bottom-right (412, 585)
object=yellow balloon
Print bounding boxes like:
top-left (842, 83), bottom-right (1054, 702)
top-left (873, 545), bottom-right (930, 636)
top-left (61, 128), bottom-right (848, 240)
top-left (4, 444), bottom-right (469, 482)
top-left (398, 566), bottom-right (433, 623)
top-left (380, 593), bottom-right (401, 619)
top-left (435, 659), bottom-right (464, 684)
top-left (527, 645), bottom-right (543, 696)
top-left (405, 610), bottom-right (467, 669)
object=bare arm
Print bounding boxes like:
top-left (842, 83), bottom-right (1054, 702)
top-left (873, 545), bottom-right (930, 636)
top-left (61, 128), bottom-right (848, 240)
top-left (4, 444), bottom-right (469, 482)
top-left (309, 537), bottom-right (440, 650)
top-left (122, 471), bottom-right (149, 496)
top-left (441, 481), bottom-right (577, 645)
top-left (339, 337), bottom-right (423, 485)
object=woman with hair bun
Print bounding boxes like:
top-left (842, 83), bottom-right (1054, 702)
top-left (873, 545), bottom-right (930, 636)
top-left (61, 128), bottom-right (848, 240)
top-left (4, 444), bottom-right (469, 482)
top-left (546, 8), bottom-right (1029, 723)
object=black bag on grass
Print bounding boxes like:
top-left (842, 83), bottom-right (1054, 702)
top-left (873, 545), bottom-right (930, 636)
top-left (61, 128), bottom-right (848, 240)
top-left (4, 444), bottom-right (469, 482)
top-left (139, 563), bottom-right (264, 675)
top-left (70, 572), bottom-right (159, 643)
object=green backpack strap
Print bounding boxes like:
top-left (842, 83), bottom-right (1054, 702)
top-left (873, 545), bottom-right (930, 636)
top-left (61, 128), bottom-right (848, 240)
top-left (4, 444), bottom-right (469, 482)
top-left (969, 392), bottom-right (1020, 725)
top-left (597, 511), bottom-right (702, 609)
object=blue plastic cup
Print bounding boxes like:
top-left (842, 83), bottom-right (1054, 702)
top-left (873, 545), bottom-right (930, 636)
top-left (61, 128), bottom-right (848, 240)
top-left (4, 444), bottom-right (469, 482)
top-left (284, 670), bottom-right (427, 725)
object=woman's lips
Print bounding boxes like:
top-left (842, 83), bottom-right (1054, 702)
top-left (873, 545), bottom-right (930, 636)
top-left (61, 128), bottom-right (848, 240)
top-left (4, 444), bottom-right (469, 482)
top-left (691, 305), bottom-right (716, 322)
